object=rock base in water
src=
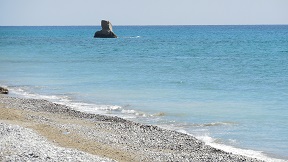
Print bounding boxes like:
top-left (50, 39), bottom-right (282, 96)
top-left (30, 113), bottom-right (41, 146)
top-left (94, 30), bottom-right (117, 38)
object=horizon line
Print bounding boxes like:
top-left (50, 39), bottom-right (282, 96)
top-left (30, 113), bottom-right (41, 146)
top-left (1, 24), bottom-right (288, 27)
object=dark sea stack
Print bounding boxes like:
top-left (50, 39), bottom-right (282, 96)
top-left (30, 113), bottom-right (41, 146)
top-left (94, 20), bottom-right (117, 38)
top-left (0, 87), bottom-right (9, 94)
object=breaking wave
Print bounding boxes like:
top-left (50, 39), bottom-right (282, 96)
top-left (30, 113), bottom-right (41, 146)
top-left (7, 86), bottom-right (164, 119)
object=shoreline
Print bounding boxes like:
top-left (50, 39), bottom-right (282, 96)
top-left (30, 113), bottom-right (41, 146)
top-left (0, 94), bottom-right (265, 161)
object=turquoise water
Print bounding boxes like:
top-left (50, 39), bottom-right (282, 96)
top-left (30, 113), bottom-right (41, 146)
top-left (1, 25), bottom-right (288, 161)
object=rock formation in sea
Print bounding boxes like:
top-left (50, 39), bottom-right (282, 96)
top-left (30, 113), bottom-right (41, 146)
top-left (94, 20), bottom-right (117, 38)
top-left (0, 87), bottom-right (8, 94)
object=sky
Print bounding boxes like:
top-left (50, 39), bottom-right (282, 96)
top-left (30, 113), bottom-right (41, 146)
top-left (0, 0), bottom-right (288, 26)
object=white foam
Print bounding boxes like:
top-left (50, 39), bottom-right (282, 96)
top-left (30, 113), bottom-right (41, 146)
top-left (171, 128), bottom-right (286, 162)
top-left (9, 86), bottom-right (150, 117)
top-left (121, 109), bottom-right (137, 114)
top-left (57, 101), bottom-right (122, 114)
top-left (193, 121), bottom-right (237, 127)
top-left (122, 36), bottom-right (141, 39)
top-left (9, 87), bottom-right (122, 115)
top-left (121, 109), bottom-right (146, 117)
top-left (10, 87), bottom-right (62, 101)
top-left (196, 134), bottom-right (286, 162)
top-left (130, 36), bottom-right (140, 38)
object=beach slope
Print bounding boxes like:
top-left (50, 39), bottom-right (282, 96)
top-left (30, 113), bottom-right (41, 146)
top-left (0, 95), bottom-right (263, 162)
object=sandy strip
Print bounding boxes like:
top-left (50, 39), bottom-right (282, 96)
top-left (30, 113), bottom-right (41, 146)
top-left (0, 122), bottom-right (116, 162)
top-left (0, 103), bottom-right (131, 162)
top-left (0, 95), bottom-right (263, 162)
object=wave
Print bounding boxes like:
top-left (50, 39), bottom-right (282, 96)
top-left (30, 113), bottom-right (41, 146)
top-left (158, 122), bottom-right (287, 162)
top-left (177, 129), bottom-right (286, 162)
top-left (121, 36), bottom-right (141, 39)
top-left (7, 86), bottom-right (165, 119)
top-left (195, 122), bottom-right (237, 127)
top-left (160, 121), bottom-right (237, 129)
top-left (198, 134), bottom-right (286, 162)
top-left (8, 86), bottom-right (64, 101)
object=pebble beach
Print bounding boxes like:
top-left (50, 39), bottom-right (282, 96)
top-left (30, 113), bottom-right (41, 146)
top-left (0, 95), bottom-right (263, 162)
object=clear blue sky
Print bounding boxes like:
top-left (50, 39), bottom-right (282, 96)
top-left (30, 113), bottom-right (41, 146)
top-left (0, 0), bottom-right (288, 26)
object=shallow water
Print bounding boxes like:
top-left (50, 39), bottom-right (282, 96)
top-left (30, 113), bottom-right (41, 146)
top-left (1, 25), bottom-right (288, 161)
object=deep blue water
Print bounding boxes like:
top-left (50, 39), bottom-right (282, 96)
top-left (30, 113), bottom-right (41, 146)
top-left (1, 25), bottom-right (288, 161)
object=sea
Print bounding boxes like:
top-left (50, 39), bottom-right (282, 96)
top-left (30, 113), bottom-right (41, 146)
top-left (0, 25), bottom-right (287, 161)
